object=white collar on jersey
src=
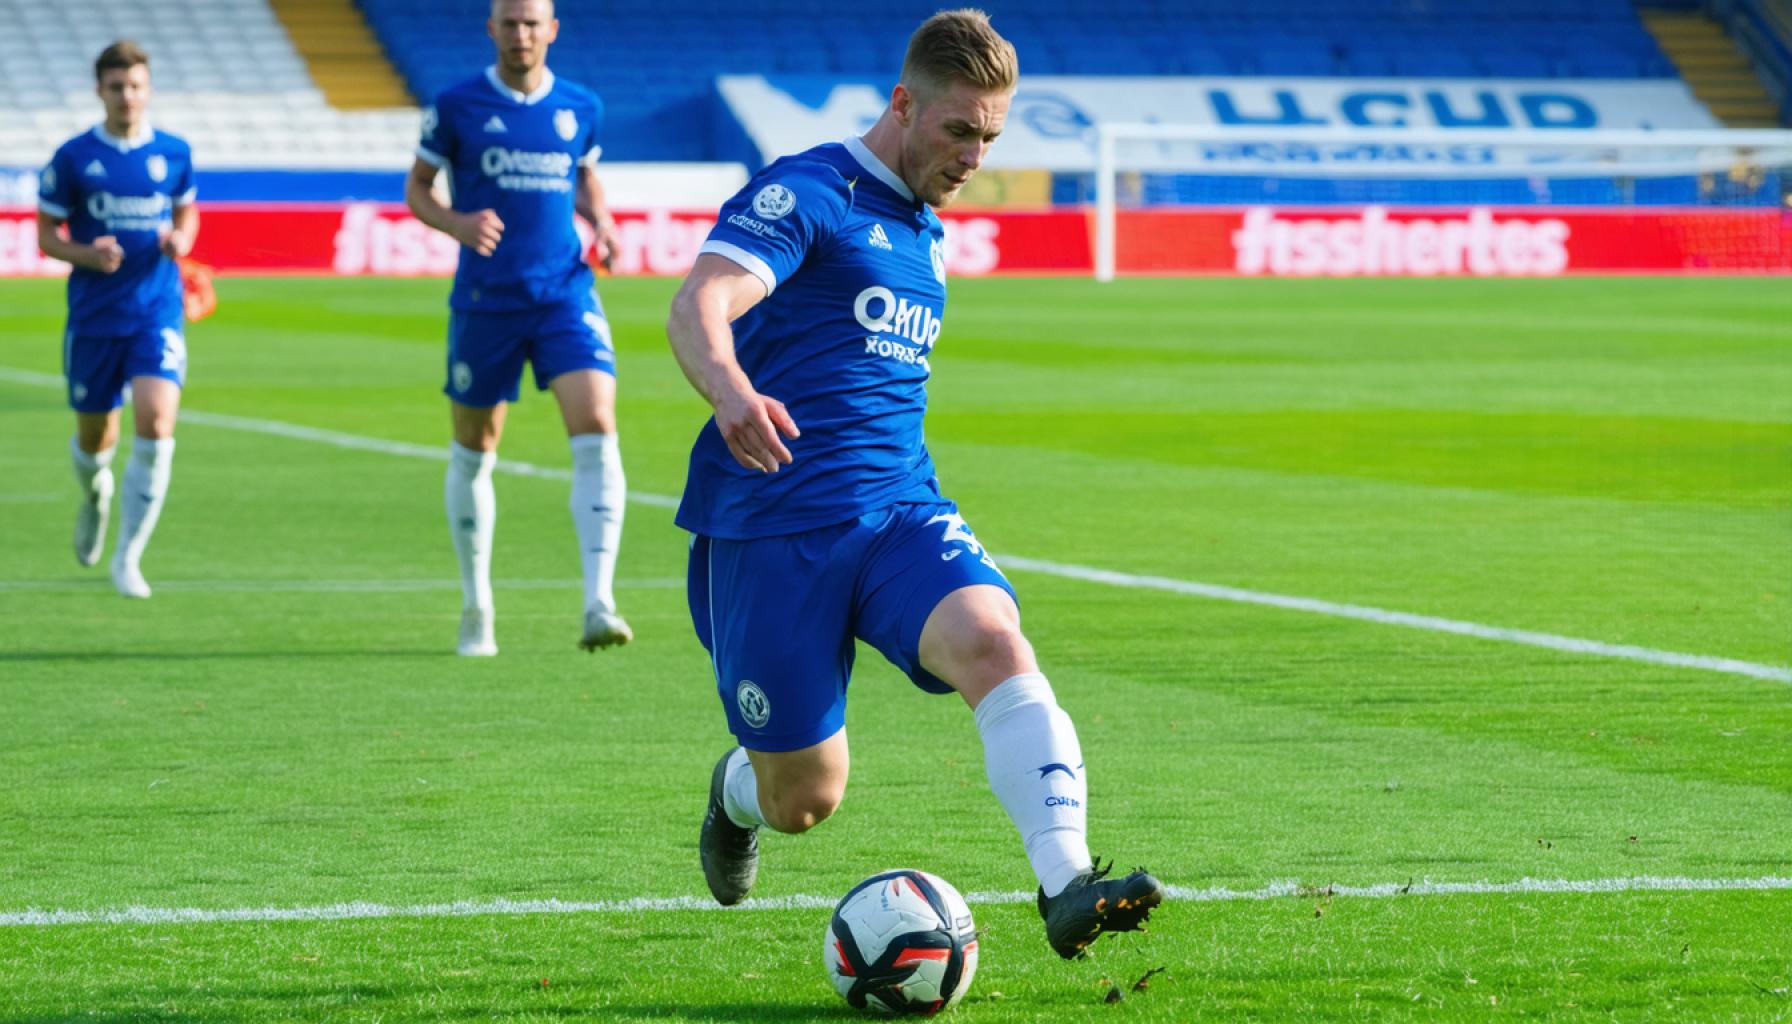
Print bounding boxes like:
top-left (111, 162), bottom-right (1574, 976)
top-left (484, 65), bottom-right (556, 105)
top-left (844, 135), bottom-right (916, 203)
top-left (92, 123), bottom-right (155, 152)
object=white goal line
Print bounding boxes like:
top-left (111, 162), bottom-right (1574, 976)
top-left (4, 875), bottom-right (1787, 928)
top-left (1, 366), bottom-right (1786, 685)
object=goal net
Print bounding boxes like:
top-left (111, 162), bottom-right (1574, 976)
top-left (1091, 125), bottom-right (1792, 279)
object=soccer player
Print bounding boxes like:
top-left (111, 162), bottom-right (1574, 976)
top-left (37, 41), bottom-right (197, 600)
top-left (667, 10), bottom-right (1165, 959)
top-left (407, 0), bottom-right (630, 657)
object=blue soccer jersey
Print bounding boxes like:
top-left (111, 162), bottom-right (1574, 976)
top-left (676, 137), bottom-right (950, 540)
top-left (418, 67), bottom-right (602, 312)
top-left (37, 125), bottom-right (195, 336)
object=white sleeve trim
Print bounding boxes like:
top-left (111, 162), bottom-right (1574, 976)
top-left (415, 145), bottom-right (448, 168)
top-left (699, 240), bottom-right (778, 296)
top-left (37, 200), bottom-right (69, 218)
top-left (578, 144), bottom-right (602, 166)
top-left (175, 188), bottom-right (198, 206)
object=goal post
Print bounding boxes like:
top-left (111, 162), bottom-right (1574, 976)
top-left (1092, 124), bottom-right (1792, 280)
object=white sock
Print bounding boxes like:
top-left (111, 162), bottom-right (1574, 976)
top-left (721, 747), bottom-right (768, 830)
top-left (974, 673), bottom-right (1094, 897)
top-left (445, 442), bottom-right (496, 610)
top-left (568, 432), bottom-right (625, 612)
top-left (113, 437), bottom-right (174, 572)
top-left (70, 435), bottom-right (115, 494)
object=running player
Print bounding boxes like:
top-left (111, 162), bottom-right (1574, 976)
top-left (667, 9), bottom-right (1165, 959)
top-left (407, 0), bottom-right (630, 657)
top-left (37, 41), bottom-right (197, 599)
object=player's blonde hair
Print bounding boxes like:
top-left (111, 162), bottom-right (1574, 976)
top-left (900, 9), bottom-right (1018, 100)
top-left (94, 40), bottom-right (150, 82)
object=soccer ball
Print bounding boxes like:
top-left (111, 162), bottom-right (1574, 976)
top-left (824, 869), bottom-right (979, 1015)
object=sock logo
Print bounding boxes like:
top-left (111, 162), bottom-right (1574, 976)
top-left (1045, 795), bottom-right (1081, 808)
top-left (1035, 762), bottom-right (1081, 781)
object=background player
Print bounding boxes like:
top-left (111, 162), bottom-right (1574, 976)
top-left (37, 41), bottom-right (198, 600)
top-left (407, 0), bottom-right (630, 657)
top-left (666, 9), bottom-right (1165, 959)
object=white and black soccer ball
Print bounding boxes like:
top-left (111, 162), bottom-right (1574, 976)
top-left (824, 869), bottom-right (979, 1015)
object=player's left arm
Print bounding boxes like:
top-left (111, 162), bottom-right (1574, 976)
top-left (161, 151), bottom-right (199, 258)
top-left (575, 164), bottom-right (618, 270)
top-left (161, 201), bottom-right (198, 259)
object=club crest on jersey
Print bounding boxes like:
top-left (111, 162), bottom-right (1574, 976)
top-left (146, 155), bottom-right (167, 183)
top-left (752, 183), bottom-right (796, 220)
top-left (40, 166), bottom-right (55, 190)
top-left (736, 680), bottom-right (771, 729)
top-left (420, 105), bottom-right (439, 139)
top-left (554, 108), bottom-right (577, 142)
top-left (930, 238), bottom-right (946, 283)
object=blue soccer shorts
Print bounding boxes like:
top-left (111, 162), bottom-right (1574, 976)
top-left (64, 322), bottom-right (187, 413)
top-left (444, 290), bottom-right (615, 408)
top-left (686, 501), bottom-right (1018, 753)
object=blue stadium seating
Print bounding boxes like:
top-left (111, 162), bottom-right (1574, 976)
top-left (356, 0), bottom-right (1678, 160)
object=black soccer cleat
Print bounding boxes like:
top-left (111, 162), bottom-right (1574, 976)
top-left (700, 748), bottom-right (759, 906)
top-left (1037, 858), bottom-right (1165, 959)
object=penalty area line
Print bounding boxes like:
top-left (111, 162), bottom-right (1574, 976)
top-left (2, 365), bottom-right (1786, 685)
top-left (4, 875), bottom-right (1789, 928)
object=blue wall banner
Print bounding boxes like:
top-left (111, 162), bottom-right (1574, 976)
top-left (715, 75), bottom-right (1721, 170)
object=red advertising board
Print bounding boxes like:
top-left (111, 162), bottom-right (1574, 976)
top-left (4, 202), bottom-right (1788, 277)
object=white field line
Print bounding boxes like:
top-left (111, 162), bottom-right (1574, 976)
top-left (4, 365), bottom-right (1787, 685)
top-left (5, 875), bottom-right (1789, 928)
top-left (0, 577), bottom-right (684, 595)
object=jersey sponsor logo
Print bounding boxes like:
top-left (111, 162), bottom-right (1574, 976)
top-left (554, 108), bottom-right (577, 142)
top-left (146, 155), bottom-right (167, 183)
top-left (854, 285), bottom-right (943, 347)
top-left (724, 213), bottom-right (781, 239)
top-left (85, 191), bottom-right (171, 231)
top-left (479, 147), bottom-right (574, 192)
top-left (420, 106), bottom-right (439, 139)
top-left (483, 114), bottom-right (508, 133)
top-left (83, 159), bottom-right (107, 178)
top-left (751, 183), bottom-right (795, 220)
top-left (867, 223), bottom-right (892, 250)
top-left (736, 679), bottom-right (771, 729)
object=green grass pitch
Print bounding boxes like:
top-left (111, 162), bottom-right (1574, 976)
top-left (1, 274), bottom-right (1788, 1021)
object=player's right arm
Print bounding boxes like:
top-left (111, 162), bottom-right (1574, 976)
top-left (404, 158), bottom-right (503, 256)
top-left (666, 254), bottom-right (800, 473)
top-left (35, 212), bottom-right (122, 274)
top-left (36, 148), bottom-right (121, 273)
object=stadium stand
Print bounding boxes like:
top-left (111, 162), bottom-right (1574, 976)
top-left (0, 0), bottom-right (417, 167)
top-left (358, 0), bottom-right (1690, 161)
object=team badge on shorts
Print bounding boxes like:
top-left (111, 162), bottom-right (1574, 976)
top-left (736, 680), bottom-right (771, 728)
top-left (554, 108), bottom-right (577, 142)
top-left (752, 184), bottom-right (796, 220)
top-left (452, 360), bottom-right (473, 394)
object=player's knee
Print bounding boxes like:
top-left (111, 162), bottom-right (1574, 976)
top-left (761, 780), bottom-right (843, 834)
top-left (948, 617), bottom-right (1035, 681)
